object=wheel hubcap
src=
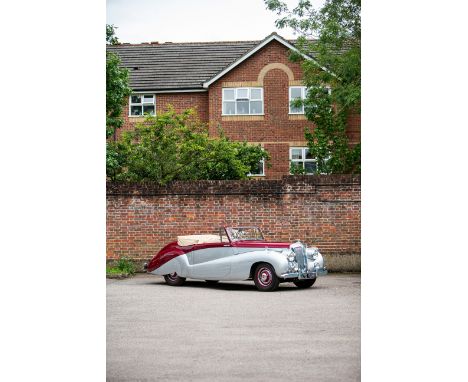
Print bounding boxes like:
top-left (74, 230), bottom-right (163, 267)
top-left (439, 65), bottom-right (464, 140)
top-left (257, 267), bottom-right (272, 287)
top-left (167, 272), bottom-right (177, 280)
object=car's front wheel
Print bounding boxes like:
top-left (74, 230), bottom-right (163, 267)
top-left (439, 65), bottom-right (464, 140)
top-left (293, 279), bottom-right (316, 288)
top-left (254, 263), bottom-right (280, 292)
top-left (163, 272), bottom-right (186, 286)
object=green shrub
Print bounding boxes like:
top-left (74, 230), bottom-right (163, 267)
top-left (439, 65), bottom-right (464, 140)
top-left (106, 257), bottom-right (135, 277)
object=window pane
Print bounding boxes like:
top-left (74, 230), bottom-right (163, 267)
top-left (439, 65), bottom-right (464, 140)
top-left (304, 161), bottom-right (317, 174)
top-left (290, 104), bottom-right (303, 114)
top-left (143, 95), bottom-right (154, 103)
top-left (131, 95), bottom-right (141, 104)
top-left (250, 100), bottom-right (263, 114)
top-left (250, 160), bottom-right (264, 175)
top-left (291, 148), bottom-right (302, 160)
top-left (236, 100), bottom-right (249, 114)
top-left (290, 87), bottom-right (302, 99)
top-left (223, 89), bottom-right (235, 101)
top-left (305, 148), bottom-right (313, 159)
top-left (143, 105), bottom-right (155, 115)
top-left (131, 105), bottom-right (142, 116)
top-left (250, 88), bottom-right (262, 100)
top-left (223, 101), bottom-right (236, 115)
top-left (236, 88), bottom-right (249, 99)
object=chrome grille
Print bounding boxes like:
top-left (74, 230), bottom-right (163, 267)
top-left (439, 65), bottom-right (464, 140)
top-left (293, 243), bottom-right (307, 279)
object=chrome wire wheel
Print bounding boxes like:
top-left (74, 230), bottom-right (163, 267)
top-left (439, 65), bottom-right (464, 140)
top-left (254, 263), bottom-right (279, 292)
top-left (257, 267), bottom-right (273, 287)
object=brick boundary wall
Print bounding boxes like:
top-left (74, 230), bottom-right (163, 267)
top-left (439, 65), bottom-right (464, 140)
top-left (106, 175), bottom-right (361, 271)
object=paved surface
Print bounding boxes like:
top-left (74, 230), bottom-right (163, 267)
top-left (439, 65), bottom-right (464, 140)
top-left (107, 274), bottom-right (360, 382)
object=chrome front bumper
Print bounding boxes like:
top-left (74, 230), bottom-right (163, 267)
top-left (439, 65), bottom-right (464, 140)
top-left (281, 266), bottom-right (328, 280)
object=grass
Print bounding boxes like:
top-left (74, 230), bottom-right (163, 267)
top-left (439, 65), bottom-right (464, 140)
top-left (106, 257), bottom-right (136, 278)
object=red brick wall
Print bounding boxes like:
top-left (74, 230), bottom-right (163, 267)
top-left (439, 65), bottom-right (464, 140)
top-left (157, 92), bottom-right (209, 122)
top-left (208, 40), bottom-right (315, 143)
top-left (106, 175), bottom-right (361, 264)
top-left (347, 111), bottom-right (361, 145)
top-left (117, 92), bottom-right (209, 139)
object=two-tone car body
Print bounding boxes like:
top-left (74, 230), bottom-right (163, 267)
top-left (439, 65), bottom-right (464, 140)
top-left (145, 226), bottom-right (327, 291)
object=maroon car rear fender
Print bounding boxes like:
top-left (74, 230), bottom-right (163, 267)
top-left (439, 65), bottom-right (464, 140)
top-left (147, 249), bottom-right (185, 273)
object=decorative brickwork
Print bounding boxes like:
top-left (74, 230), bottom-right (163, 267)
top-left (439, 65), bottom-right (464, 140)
top-left (106, 175), bottom-right (361, 267)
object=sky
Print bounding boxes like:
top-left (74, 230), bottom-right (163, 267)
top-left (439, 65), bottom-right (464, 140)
top-left (107, 0), bottom-right (325, 43)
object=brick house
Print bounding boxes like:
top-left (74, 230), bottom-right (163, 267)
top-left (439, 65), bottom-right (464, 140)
top-left (107, 32), bottom-right (360, 180)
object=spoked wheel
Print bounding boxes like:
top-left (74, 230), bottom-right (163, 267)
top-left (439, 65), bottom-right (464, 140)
top-left (205, 280), bottom-right (219, 284)
top-left (254, 263), bottom-right (279, 292)
top-left (293, 279), bottom-right (316, 289)
top-left (163, 272), bottom-right (186, 286)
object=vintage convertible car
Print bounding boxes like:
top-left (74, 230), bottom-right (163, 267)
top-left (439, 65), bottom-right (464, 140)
top-left (144, 226), bottom-right (327, 292)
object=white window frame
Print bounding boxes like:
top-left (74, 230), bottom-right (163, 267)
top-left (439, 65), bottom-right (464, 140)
top-left (222, 87), bottom-right (264, 116)
top-left (289, 86), bottom-right (332, 114)
top-left (289, 86), bottom-right (307, 114)
top-left (248, 159), bottom-right (265, 177)
top-left (289, 147), bottom-right (317, 175)
top-left (129, 94), bottom-right (156, 116)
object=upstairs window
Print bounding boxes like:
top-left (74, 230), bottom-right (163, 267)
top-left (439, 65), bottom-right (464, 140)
top-left (222, 88), bottom-right (263, 115)
top-left (290, 147), bottom-right (316, 174)
top-left (289, 86), bottom-right (307, 114)
top-left (248, 159), bottom-right (265, 177)
top-left (289, 86), bottom-right (331, 114)
top-left (129, 94), bottom-right (155, 116)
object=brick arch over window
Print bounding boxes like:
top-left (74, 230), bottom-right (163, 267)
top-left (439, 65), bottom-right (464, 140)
top-left (257, 63), bottom-right (294, 84)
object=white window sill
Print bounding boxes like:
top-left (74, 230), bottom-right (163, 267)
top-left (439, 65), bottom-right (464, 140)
top-left (248, 174), bottom-right (266, 177)
top-left (222, 114), bottom-right (265, 117)
top-left (288, 112), bottom-right (305, 115)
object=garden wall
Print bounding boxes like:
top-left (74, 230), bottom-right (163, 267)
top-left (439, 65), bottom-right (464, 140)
top-left (106, 175), bottom-right (361, 271)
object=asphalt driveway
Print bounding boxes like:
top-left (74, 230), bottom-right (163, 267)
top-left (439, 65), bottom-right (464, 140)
top-left (107, 274), bottom-right (360, 382)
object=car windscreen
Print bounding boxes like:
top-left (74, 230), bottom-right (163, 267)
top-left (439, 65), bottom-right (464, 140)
top-left (226, 227), bottom-right (264, 241)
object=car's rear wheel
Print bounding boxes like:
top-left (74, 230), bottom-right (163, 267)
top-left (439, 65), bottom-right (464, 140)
top-left (254, 263), bottom-right (280, 292)
top-left (163, 272), bottom-right (186, 286)
top-left (205, 280), bottom-right (219, 284)
top-left (293, 279), bottom-right (316, 288)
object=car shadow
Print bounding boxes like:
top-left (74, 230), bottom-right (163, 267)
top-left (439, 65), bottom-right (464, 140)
top-left (144, 279), bottom-right (324, 292)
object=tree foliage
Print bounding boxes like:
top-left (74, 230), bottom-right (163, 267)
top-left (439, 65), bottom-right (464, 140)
top-left (106, 24), bottom-right (119, 45)
top-left (106, 24), bottom-right (131, 138)
top-left (265, 0), bottom-right (360, 174)
top-left (107, 108), bottom-right (270, 183)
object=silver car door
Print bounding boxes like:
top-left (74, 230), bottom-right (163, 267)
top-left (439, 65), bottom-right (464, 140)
top-left (188, 245), bottom-right (234, 280)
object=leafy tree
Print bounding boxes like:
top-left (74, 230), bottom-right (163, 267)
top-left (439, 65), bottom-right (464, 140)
top-left (265, 0), bottom-right (360, 174)
top-left (106, 24), bottom-right (131, 138)
top-left (107, 108), bottom-right (270, 183)
top-left (106, 24), bottom-right (132, 180)
top-left (106, 24), bottom-right (119, 45)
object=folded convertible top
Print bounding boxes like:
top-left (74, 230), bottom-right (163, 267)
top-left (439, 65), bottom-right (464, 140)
top-left (177, 234), bottom-right (223, 246)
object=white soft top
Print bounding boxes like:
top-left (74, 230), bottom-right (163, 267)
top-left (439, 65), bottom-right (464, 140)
top-left (177, 234), bottom-right (226, 246)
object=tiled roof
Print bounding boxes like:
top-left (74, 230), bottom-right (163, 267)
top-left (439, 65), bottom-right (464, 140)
top-left (107, 40), bottom-right (261, 91)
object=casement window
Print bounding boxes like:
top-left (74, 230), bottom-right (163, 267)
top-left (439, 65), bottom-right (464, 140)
top-left (248, 159), bottom-right (265, 177)
top-left (290, 147), bottom-right (316, 174)
top-left (129, 94), bottom-right (155, 116)
top-left (289, 86), bottom-right (331, 114)
top-left (222, 88), bottom-right (264, 115)
top-left (289, 86), bottom-right (307, 114)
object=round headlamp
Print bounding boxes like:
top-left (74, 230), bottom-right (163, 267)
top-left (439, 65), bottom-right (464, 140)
top-left (306, 247), bottom-right (320, 260)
